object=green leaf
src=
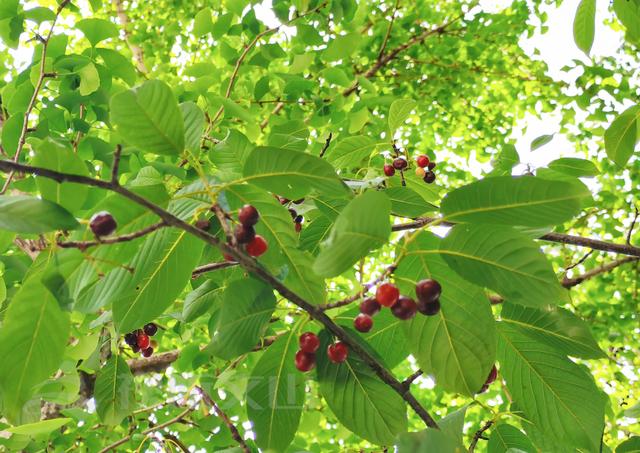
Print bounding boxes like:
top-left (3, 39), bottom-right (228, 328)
top-left (246, 330), bottom-right (305, 452)
top-left (77, 62), bottom-right (100, 95)
top-left (530, 134), bottom-right (554, 151)
top-left (604, 105), bottom-right (640, 167)
top-left (76, 18), bottom-right (118, 46)
top-left (327, 135), bottom-right (381, 168)
top-left (193, 8), bottom-right (214, 37)
top-left (180, 102), bottom-right (205, 152)
top-left (613, 0), bottom-right (640, 44)
top-left (547, 157), bottom-right (599, 177)
top-left (324, 33), bottom-right (362, 61)
top-left (110, 79), bottom-right (185, 155)
top-left (501, 302), bottom-right (606, 359)
top-left (440, 224), bottom-right (566, 307)
top-left (396, 232), bottom-right (496, 395)
top-left (384, 186), bottom-right (436, 218)
top-left (440, 176), bottom-right (590, 227)
top-left (224, 183), bottom-right (325, 303)
top-left (497, 322), bottom-right (605, 451)
top-left (208, 278), bottom-right (276, 360)
top-left (96, 48), bottom-right (137, 86)
top-left (6, 418), bottom-right (72, 437)
top-left (396, 408), bottom-right (466, 452)
top-left (316, 331), bottom-right (407, 445)
top-left (573, 0), bottom-right (596, 55)
top-left (488, 423), bottom-right (536, 453)
top-left (242, 146), bottom-right (349, 199)
top-left (0, 277), bottom-right (70, 423)
top-left (314, 190), bottom-right (391, 278)
top-left (617, 437), bottom-right (640, 453)
top-left (388, 99), bottom-right (417, 132)
top-left (490, 144), bottom-right (520, 176)
top-left (210, 130), bottom-right (254, 179)
top-left (182, 280), bottom-right (223, 322)
top-left (0, 195), bottom-right (79, 233)
top-left (32, 140), bottom-right (89, 213)
top-left (111, 227), bottom-right (205, 333)
top-left (94, 355), bottom-right (135, 425)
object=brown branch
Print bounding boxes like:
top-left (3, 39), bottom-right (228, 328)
top-left (192, 261), bottom-right (238, 278)
top-left (111, 144), bottom-right (123, 184)
top-left (468, 420), bottom-right (494, 452)
top-left (564, 250), bottom-right (594, 271)
top-left (113, 0), bottom-right (148, 74)
top-left (211, 203), bottom-right (234, 245)
top-left (196, 386), bottom-right (250, 453)
top-left (56, 221), bottom-right (167, 250)
top-left (377, 0), bottom-right (401, 62)
top-left (562, 256), bottom-right (638, 288)
top-left (319, 132), bottom-right (333, 158)
top-left (0, 0), bottom-right (70, 194)
top-left (0, 159), bottom-right (440, 429)
top-left (402, 369), bottom-right (423, 390)
top-left (627, 205), bottom-right (639, 245)
top-left (127, 350), bottom-right (180, 375)
top-left (97, 404), bottom-right (196, 453)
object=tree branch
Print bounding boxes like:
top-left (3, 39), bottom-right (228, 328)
top-left (57, 221), bottom-right (167, 251)
top-left (562, 256), bottom-right (638, 288)
top-left (196, 386), bottom-right (250, 453)
top-left (192, 260), bottom-right (238, 278)
top-left (128, 350), bottom-right (180, 375)
top-left (0, 159), bottom-right (440, 429)
top-left (468, 420), bottom-right (494, 452)
top-left (113, 0), bottom-right (148, 73)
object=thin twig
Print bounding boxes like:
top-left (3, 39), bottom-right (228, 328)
top-left (564, 250), bottom-right (594, 271)
top-left (211, 203), bottom-right (234, 245)
top-left (196, 386), bottom-right (250, 453)
top-left (402, 369), bottom-right (423, 389)
top-left (377, 0), bottom-right (401, 62)
top-left (468, 420), bottom-right (494, 452)
top-left (319, 132), bottom-right (333, 158)
top-left (57, 221), bottom-right (167, 250)
top-left (319, 264), bottom-right (396, 310)
top-left (111, 144), bottom-right (123, 184)
top-left (192, 261), bottom-right (238, 278)
top-left (627, 205), bottom-right (639, 245)
top-left (562, 256), bottom-right (638, 288)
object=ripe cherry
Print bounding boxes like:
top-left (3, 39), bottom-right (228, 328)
top-left (327, 342), bottom-right (348, 363)
top-left (393, 158), bottom-right (408, 170)
top-left (416, 155), bottom-right (430, 168)
top-left (383, 164), bottom-right (395, 177)
top-left (417, 298), bottom-right (440, 316)
top-left (299, 332), bottom-right (320, 353)
top-left (423, 171), bottom-right (436, 184)
top-left (360, 297), bottom-right (381, 316)
top-left (415, 167), bottom-right (426, 178)
top-left (137, 333), bottom-right (150, 350)
top-left (90, 211), bottom-right (117, 237)
top-left (354, 313), bottom-right (373, 333)
top-left (246, 235), bottom-right (268, 257)
top-left (427, 162), bottom-right (436, 170)
top-left (131, 344), bottom-right (140, 353)
top-left (235, 224), bottom-right (256, 244)
top-left (295, 350), bottom-right (316, 372)
top-left (143, 323), bottom-right (157, 336)
top-left (391, 296), bottom-right (418, 320)
top-left (415, 279), bottom-right (442, 304)
top-left (295, 223), bottom-right (302, 233)
top-left (142, 347), bottom-right (154, 358)
top-left (376, 283), bottom-right (400, 307)
top-left (486, 365), bottom-right (498, 385)
top-left (238, 204), bottom-right (259, 226)
top-left (124, 332), bottom-right (138, 347)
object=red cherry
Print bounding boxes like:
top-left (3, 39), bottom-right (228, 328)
top-left (391, 296), bottom-right (418, 320)
top-left (360, 297), bottom-right (381, 316)
top-left (485, 365), bottom-right (498, 385)
top-left (89, 211), bottom-right (117, 237)
top-left (327, 342), bottom-right (348, 363)
top-left (417, 298), bottom-right (440, 316)
top-left (137, 333), bottom-right (150, 350)
top-left (295, 222), bottom-right (302, 233)
top-left (299, 332), bottom-right (320, 353)
top-left (393, 158), bottom-right (408, 170)
top-left (416, 155), bottom-right (430, 168)
top-left (376, 283), bottom-right (400, 307)
top-left (354, 314), bottom-right (373, 333)
top-left (238, 204), bottom-right (260, 227)
top-left (415, 279), bottom-right (442, 304)
top-left (142, 347), bottom-right (154, 358)
top-left (295, 350), bottom-right (316, 372)
top-left (246, 235), bottom-right (268, 257)
top-left (383, 164), bottom-right (395, 177)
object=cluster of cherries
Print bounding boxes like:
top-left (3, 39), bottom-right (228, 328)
top-left (383, 154), bottom-right (438, 184)
top-left (89, 211), bottom-right (118, 237)
top-left (275, 195), bottom-right (305, 233)
top-left (225, 204), bottom-right (268, 259)
top-left (354, 279), bottom-right (442, 333)
top-left (295, 332), bottom-right (349, 372)
top-left (123, 323), bottom-right (158, 357)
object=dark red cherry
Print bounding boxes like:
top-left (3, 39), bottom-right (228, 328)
top-left (354, 314), bottom-right (373, 333)
top-left (383, 164), bottom-right (395, 177)
top-left (235, 224), bottom-right (256, 244)
top-left (143, 323), bottom-right (157, 336)
top-left (485, 365), bottom-right (498, 385)
top-left (423, 171), bottom-right (436, 184)
top-left (90, 211), bottom-right (117, 237)
top-left (299, 332), bottom-right (320, 353)
top-left (417, 298), bottom-right (440, 316)
top-left (415, 279), bottom-right (442, 304)
top-left (393, 158), bottom-right (408, 170)
top-left (142, 347), bottom-right (154, 358)
top-left (295, 350), bottom-right (316, 372)
top-left (360, 297), bottom-right (381, 316)
top-left (124, 332), bottom-right (138, 347)
top-left (427, 162), bottom-right (436, 170)
top-left (391, 296), bottom-right (418, 320)
top-left (327, 342), bottom-right (348, 363)
top-left (238, 205), bottom-right (260, 226)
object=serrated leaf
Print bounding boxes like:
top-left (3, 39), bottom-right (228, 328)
top-left (440, 224), bottom-right (566, 307)
top-left (299, 215), bottom-right (333, 255)
top-left (180, 102), bottom-right (205, 152)
top-left (530, 134), bottom-right (554, 151)
top-left (110, 79), bottom-right (185, 155)
top-left (182, 280), bottom-right (223, 322)
top-left (574, 0), bottom-right (596, 55)
top-left (32, 140), bottom-right (89, 213)
top-left (440, 176), bottom-right (590, 227)
top-left (385, 186), bottom-right (436, 217)
top-left (316, 331), bottom-right (407, 445)
top-left (396, 232), bottom-right (496, 395)
top-left (314, 190), bottom-right (390, 277)
top-left (208, 278), bottom-right (276, 360)
top-left (246, 330), bottom-right (305, 452)
top-left (501, 302), bottom-right (606, 359)
top-left (210, 130), bottom-right (254, 179)
top-left (243, 146), bottom-right (349, 199)
top-left (497, 322), bottom-right (605, 451)
top-left (389, 99), bottom-right (417, 132)
top-left (604, 105), bottom-right (640, 167)
top-left (327, 135), bottom-right (381, 168)
top-left (0, 195), bottom-right (79, 233)
top-left (0, 277), bottom-right (70, 423)
top-left (94, 355), bottom-right (135, 425)
top-left (547, 157), bottom-right (599, 177)
top-left (488, 424), bottom-right (536, 453)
